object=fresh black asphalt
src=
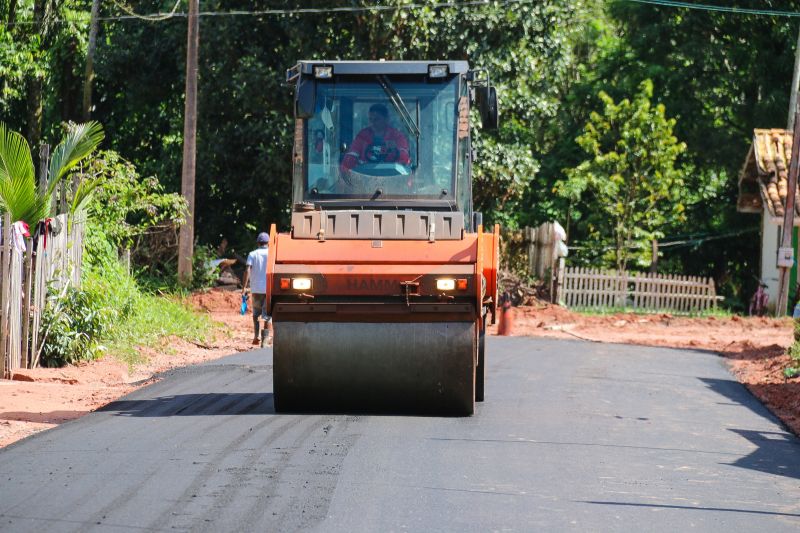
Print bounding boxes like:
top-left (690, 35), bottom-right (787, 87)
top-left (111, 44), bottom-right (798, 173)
top-left (0, 337), bottom-right (799, 531)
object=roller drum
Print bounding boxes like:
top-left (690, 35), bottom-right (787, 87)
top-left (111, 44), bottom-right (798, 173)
top-left (273, 321), bottom-right (476, 415)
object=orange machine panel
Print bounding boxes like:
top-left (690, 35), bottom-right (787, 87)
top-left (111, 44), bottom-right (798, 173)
top-left (272, 263), bottom-right (475, 297)
top-left (481, 224), bottom-right (500, 320)
top-left (275, 234), bottom-right (479, 265)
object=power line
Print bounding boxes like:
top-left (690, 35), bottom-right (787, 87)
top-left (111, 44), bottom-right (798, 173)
top-left (5, 0), bottom-right (800, 27)
top-left (1, 0), bottom-right (525, 27)
top-left (622, 0), bottom-right (800, 18)
top-left (568, 227), bottom-right (759, 251)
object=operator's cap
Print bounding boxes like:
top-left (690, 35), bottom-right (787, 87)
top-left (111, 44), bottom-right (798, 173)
top-left (257, 232), bottom-right (270, 244)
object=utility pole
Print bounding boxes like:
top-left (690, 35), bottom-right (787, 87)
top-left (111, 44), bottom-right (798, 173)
top-left (776, 109), bottom-right (800, 316)
top-left (82, 0), bottom-right (101, 121)
top-left (789, 26), bottom-right (800, 131)
top-left (776, 24), bottom-right (800, 315)
top-left (178, 0), bottom-right (199, 284)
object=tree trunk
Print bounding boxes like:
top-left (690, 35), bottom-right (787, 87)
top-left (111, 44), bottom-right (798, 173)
top-left (8, 0), bottom-right (18, 25)
top-left (82, 0), bottom-right (100, 121)
top-left (26, 0), bottom-right (47, 156)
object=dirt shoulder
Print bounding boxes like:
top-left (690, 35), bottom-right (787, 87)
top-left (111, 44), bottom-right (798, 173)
top-left (1, 289), bottom-right (797, 448)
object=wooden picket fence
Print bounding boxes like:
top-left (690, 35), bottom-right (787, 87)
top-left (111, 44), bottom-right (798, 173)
top-left (560, 268), bottom-right (721, 313)
top-left (0, 211), bottom-right (85, 378)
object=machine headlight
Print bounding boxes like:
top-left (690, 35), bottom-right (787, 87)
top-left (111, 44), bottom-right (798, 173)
top-left (314, 65), bottom-right (333, 78)
top-left (292, 278), bottom-right (313, 290)
top-left (436, 278), bottom-right (456, 291)
top-left (428, 64), bottom-right (449, 78)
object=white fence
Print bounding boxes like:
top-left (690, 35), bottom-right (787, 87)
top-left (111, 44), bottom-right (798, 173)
top-left (560, 268), bottom-right (721, 313)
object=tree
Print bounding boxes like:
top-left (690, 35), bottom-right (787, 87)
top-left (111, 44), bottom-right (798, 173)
top-left (93, 0), bottom-right (586, 247)
top-left (557, 80), bottom-right (687, 272)
top-left (0, 120), bottom-right (104, 226)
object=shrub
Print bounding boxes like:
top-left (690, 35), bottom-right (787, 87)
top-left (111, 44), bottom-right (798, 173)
top-left (39, 285), bottom-right (108, 367)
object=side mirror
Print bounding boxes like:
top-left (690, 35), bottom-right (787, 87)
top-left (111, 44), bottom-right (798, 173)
top-left (295, 77), bottom-right (316, 119)
top-left (474, 86), bottom-right (499, 131)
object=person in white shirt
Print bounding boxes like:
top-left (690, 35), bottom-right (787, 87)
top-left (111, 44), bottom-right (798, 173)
top-left (242, 232), bottom-right (271, 345)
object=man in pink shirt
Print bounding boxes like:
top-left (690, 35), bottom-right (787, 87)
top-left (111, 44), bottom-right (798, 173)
top-left (340, 103), bottom-right (410, 175)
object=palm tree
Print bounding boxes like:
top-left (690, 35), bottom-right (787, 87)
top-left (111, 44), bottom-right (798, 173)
top-left (0, 121), bottom-right (104, 227)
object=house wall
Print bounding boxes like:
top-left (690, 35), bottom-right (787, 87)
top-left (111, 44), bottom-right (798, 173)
top-left (760, 207), bottom-right (781, 312)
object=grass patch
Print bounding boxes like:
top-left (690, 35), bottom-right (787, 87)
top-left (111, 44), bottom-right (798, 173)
top-left (106, 293), bottom-right (216, 367)
top-left (39, 261), bottom-right (216, 369)
top-left (568, 306), bottom-right (735, 318)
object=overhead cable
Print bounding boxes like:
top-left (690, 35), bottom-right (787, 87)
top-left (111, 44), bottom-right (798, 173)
top-left (621, 0), bottom-right (800, 18)
top-left (2, 0), bottom-right (527, 27)
top-left (568, 227), bottom-right (759, 251)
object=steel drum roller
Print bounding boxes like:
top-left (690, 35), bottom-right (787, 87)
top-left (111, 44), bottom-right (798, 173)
top-left (273, 321), bottom-right (476, 415)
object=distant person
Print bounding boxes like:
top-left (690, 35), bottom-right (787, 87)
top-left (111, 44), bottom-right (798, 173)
top-left (340, 103), bottom-right (410, 175)
top-left (242, 232), bottom-right (271, 346)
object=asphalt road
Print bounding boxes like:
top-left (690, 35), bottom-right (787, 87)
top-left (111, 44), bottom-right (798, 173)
top-left (1, 337), bottom-right (799, 532)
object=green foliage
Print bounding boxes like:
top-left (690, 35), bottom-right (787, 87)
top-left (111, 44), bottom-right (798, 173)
top-left (0, 121), bottom-right (103, 226)
top-left (557, 80), bottom-right (688, 272)
top-left (39, 261), bottom-right (138, 367)
top-left (79, 150), bottom-right (187, 269)
top-left (9, 0), bottom-right (800, 310)
top-left (1, 0), bottom-right (91, 136)
top-left (785, 340), bottom-right (800, 378)
top-left (0, 25), bottom-right (41, 107)
top-left (39, 284), bottom-right (107, 367)
top-left (191, 244), bottom-right (221, 291)
top-left (94, 0), bottom-right (584, 250)
top-left (785, 321), bottom-right (800, 378)
top-left (39, 259), bottom-right (213, 368)
top-left (577, 1), bottom-right (793, 306)
top-left (134, 243), bottom-right (221, 293)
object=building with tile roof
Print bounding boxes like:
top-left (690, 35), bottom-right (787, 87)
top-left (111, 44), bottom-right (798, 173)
top-left (738, 128), bottom-right (800, 312)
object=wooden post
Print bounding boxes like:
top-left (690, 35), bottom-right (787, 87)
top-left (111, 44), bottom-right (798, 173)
top-left (0, 214), bottom-right (10, 379)
top-left (525, 227), bottom-right (535, 275)
top-left (776, 110), bottom-right (800, 316)
top-left (31, 233), bottom-right (45, 366)
top-left (650, 239), bottom-right (658, 273)
top-left (21, 237), bottom-right (33, 369)
top-left (178, 0), bottom-right (200, 285)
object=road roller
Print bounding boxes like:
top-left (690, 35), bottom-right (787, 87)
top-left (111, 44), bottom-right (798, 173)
top-left (267, 60), bottom-right (500, 415)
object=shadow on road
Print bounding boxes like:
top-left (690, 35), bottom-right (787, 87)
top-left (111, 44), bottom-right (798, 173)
top-left (579, 501), bottom-right (800, 518)
top-left (699, 377), bottom-right (800, 480)
top-left (726, 428), bottom-right (800, 481)
top-left (98, 393), bottom-right (275, 417)
top-left (98, 392), bottom-right (457, 418)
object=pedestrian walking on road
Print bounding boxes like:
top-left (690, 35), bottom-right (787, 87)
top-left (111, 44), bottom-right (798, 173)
top-left (242, 232), bottom-right (271, 346)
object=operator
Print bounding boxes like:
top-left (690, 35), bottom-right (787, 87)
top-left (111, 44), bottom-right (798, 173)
top-left (340, 103), bottom-right (410, 175)
top-left (242, 232), bottom-right (272, 346)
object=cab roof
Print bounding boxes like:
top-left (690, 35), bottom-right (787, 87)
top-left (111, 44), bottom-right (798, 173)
top-left (287, 60), bottom-right (470, 81)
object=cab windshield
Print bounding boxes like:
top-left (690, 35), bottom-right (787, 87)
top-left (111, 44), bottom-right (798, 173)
top-left (304, 76), bottom-right (459, 201)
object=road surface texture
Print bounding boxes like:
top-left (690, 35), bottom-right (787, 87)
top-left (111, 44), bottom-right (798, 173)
top-left (1, 338), bottom-right (799, 532)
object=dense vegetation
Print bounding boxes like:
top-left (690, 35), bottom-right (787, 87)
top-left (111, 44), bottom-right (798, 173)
top-left (3, 0), bottom-right (800, 311)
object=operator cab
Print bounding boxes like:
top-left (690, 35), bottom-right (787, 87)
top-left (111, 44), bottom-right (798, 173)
top-left (287, 61), bottom-right (497, 237)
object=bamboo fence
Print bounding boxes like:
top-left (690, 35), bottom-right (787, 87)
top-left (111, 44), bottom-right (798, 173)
top-left (0, 205), bottom-right (85, 378)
